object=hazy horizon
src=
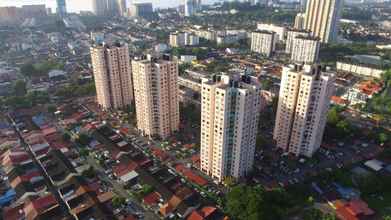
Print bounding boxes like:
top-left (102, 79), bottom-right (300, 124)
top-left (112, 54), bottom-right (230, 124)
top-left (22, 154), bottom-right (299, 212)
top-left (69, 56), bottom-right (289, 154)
top-left (0, 0), bottom-right (223, 12)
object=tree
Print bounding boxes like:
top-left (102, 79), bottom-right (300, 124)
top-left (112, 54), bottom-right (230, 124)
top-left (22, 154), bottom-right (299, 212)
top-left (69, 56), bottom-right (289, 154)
top-left (82, 167), bottom-right (96, 179)
top-left (62, 133), bottom-right (71, 141)
top-left (303, 208), bottom-right (336, 220)
top-left (225, 185), bottom-right (293, 220)
top-left (47, 105), bottom-right (57, 114)
top-left (13, 80), bottom-right (27, 96)
top-left (327, 107), bottom-right (341, 126)
top-left (336, 120), bottom-right (352, 137)
top-left (112, 195), bottom-right (126, 208)
top-left (223, 176), bottom-right (235, 187)
top-left (379, 133), bottom-right (389, 145)
top-left (76, 133), bottom-right (91, 146)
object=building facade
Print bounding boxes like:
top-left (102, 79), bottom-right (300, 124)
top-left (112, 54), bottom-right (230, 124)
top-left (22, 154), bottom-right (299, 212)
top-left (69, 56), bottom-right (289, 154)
top-left (56, 0), bottom-right (67, 17)
top-left (290, 36), bottom-right (320, 64)
top-left (200, 74), bottom-right (262, 182)
top-left (304, 0), bottom-right (343, 43)
top-left (90, 42), bottom-right (133, 110)
top-left (285, 29), bottom-right (311, 54)
top-left (169, 32), bottom-right (186, 47)
top-left (294, 13), bottom-right (306, 30)
top-left (251, 30), bottom-right (276, 57)
top-left (257, 23), bottom-right (286, 41)
top-left (131, 56), bottom-right (180, 139)
top-left (129, 3), bottom-right (153, 19)
top-left (273, 64), bottom-right (335, 157)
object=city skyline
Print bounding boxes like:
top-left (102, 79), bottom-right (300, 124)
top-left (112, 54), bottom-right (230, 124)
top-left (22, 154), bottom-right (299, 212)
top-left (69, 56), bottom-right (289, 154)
top-left (0, 0), bottom-right (221, 12)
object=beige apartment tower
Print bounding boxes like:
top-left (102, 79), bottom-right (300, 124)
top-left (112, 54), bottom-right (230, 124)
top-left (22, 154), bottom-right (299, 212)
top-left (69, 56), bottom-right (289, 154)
top-left (132, 56), bottom-right (180, 139)
top-left (273, 64), bottom-right (335, 157)
top-left (90, 42), bottom-right (133, 110)
top-left (304, 0), bottom-right (343, 43)
top-left (200, 74), bottom-right (262, 182)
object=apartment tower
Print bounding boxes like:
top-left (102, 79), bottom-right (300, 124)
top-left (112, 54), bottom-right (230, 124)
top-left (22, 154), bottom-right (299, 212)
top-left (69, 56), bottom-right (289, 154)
top-left (131, 56), bottom-right (180, 139)
top-left (251, 30), bottom-right (276, 57)
top-left (273, 64), bottom-right (335, 157)
top-left (200, 74), bottom-right (262, 182)
top-left (90, 42), bottom-right (133, 109)
top-left (285, 29), bottom-right (311, 54)
top-left (304, 0), bottom-right (343, 43)
top-left (290, 36), bottom-right (320, 64)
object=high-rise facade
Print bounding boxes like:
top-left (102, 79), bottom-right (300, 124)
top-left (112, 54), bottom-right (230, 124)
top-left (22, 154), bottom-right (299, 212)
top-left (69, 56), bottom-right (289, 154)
top-left (285, 29), bottom-right (310, 54)
top-left (92, 0), bottom-right (123, 16)
top-left (257, 23), bottom-right (286, 42)
top-left (117, 0), bottom-right (127, 16)
top-left (185, 0), bottom-right (198, 17)
top-left (304, 0), bottom-right (343, 43)
top-left (90, 42), bottom-right (133, 110)
top-left (92, 0), bottom-right (108, 16)
top-left (251, 30), bottom-right (276, 57)
top-left (200, 74), bottom-right (262, 182)
top-left (294, 13), bottom-right (306, 30)
top-left (129, 3), bottom-right (153, 19)
top-left (131, 56), bottom-right (180, 139)
top-left (291, 36), bottom-right (320, 64)
top-left (56, 0), bottom-right (66, 17)
top-left (273, 64), bottom-right (335, 157)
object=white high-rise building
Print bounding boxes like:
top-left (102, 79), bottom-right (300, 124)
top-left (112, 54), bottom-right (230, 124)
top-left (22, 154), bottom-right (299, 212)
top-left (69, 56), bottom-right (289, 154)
top-left (90, 42), bottom-right (133, 109)
top-left (200, 74), bottom-right (262, 182)
top-left (291, 36), bottom-right (320, 64)
top-left (285, 29), bottom-right (311, 54)
top-left (257, 23), bottom-right (286, 41)
top-left (273, 64), bottom-right (335, 157)
top-left (304, 0), bottom-right (343, 43)
top-left (185, 0), bottom-right (200, 16)
top-left (251, 30), bottom-right (276, 57)
top-left (131, 56), bottom-right (180, 139)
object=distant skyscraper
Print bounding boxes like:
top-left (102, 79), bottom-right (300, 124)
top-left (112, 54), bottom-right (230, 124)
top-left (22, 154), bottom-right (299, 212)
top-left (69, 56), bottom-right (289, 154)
top-left (273, 64), bottom-right (335, 157)
top-left (56, 0), bottom-right (66, 17)
top-left (200, 74), bottom-right (262, 182)
top-left (304, 0), bottom-right (343, 43)
top-left (185, 0), bottom-right (198, 16)
top-left (92, 0), bottom-right (107, 16)
top-left (129, 3), bottom-right (153, 19)
top-left (131, 56), bottom-right (180, 139)
top-left (90, 42), bottom-right (133, 109)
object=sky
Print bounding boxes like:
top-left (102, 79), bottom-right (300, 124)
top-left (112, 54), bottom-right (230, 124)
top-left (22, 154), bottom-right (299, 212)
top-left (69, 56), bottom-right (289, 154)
top-left (0, 0), bottom-right (223, 12)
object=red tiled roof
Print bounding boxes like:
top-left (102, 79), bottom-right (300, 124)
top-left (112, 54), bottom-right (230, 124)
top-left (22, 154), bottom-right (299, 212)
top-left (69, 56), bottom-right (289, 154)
top-left (187, 211), bottom-right (204, 220)
top-left (124, 215), bottom-right (137, 220)
top-left (200, 206), bottom-right (217, 217)
top-left (175, 164), bottom-right (208, 186)
top-left (31, 194), bottom-right (58, 213)
top-left (143, 192), bottom-right (161, 206)
top-left (349, 199), bottom-right (375, 216)
top-left (21, 170), bottom-right (42, 182)
top-left (187, 206), bottom-right (217, 220)
top-left (152, 147), bottom-right (169, 161)
top-left (41, 127), bottom-right (57, 137)
top-left (113, 161), bottom-right (138, 177)
top-left (3, 204), bottom-right (24, 220)
top-left (331, 96), bottom-right (348, 105)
